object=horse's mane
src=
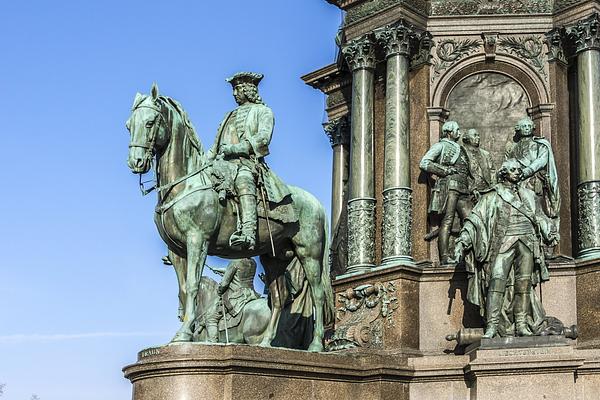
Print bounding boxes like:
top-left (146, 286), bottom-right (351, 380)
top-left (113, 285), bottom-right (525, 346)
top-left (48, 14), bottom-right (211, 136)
top-left (160, 96), bottom-right (205, 157)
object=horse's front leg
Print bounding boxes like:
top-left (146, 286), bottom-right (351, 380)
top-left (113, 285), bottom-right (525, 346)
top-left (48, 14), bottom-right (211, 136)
top-left (172, 236), bottom-right (208, 342)
top-left (167, 250), bottom-right (187, 322)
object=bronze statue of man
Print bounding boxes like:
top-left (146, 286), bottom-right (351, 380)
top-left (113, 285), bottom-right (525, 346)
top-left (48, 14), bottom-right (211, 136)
top-left (454, 159), bottom-right (559, 339)
top-left (463, 128), bottom-right (494, 196)
top-left (506, 117), bottom-right (560, 219)
top-left (420, 121), bottom-right (472, 265)
top-left (205, 258), bottom-right (260, 343)
top-left (207, 72), bottom-right (275, 250)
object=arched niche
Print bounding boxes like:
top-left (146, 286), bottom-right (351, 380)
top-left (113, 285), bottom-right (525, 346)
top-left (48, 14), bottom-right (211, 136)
top-left (445, 72), bottom-right (530, 171)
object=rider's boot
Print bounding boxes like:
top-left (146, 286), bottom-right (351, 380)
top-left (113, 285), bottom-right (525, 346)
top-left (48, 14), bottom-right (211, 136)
top-left (483, 279), bottom-right (506, 339)
top-left (514, 278), bottom-right (533, 336)
top-left (206, 322), bottom-right (219, 343)
top-left (230, 174), bottom-right (257, 250)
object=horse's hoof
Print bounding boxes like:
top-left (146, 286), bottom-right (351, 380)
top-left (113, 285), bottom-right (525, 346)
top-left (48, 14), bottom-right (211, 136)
top-left (307, 341), bottom-right (324, 353)
top-left (171, 332), bottom-right (193, 343)
top-left (258, 340), bottom-right (272, 348)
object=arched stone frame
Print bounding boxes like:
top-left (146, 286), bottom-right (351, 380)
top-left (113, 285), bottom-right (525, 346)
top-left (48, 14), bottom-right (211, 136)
top-left (429, 53), bottom-right (553, 145)
top-left (425, 53), bottom-right (554, 264)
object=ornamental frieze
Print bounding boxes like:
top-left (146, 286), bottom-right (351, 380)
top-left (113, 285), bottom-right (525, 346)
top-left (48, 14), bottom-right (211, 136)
top-left (497, 35), bottom-right (548, 81)
top-left (430, 0), bottom-right (552, 16)
top-left (431, 38), bottom-right (481, 83)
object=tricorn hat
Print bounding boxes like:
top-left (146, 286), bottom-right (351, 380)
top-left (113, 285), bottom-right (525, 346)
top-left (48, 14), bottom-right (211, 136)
top-left (226, 72), bottom-right (264, 87)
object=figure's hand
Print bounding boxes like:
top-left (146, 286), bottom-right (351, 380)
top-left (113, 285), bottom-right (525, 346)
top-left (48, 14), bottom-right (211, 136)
top-left (219, 142), bottom-right (251, 157)
top-left (217, 284), bottom-right (226, 295)
top-left (452, 241), bottom-right (466, 264)
top-left (547, 231), bottom-right (560, 246)
top-left (445, 166), bottom-right (458, 176)
top-left (219, 144), bottom-right (235, 157)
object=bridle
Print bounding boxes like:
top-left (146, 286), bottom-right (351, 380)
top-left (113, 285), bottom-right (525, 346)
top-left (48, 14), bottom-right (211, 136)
top-left (129, 101), bottom-right (168, 195)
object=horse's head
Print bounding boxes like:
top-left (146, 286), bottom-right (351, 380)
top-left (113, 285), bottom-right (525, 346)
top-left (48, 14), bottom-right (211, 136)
top-left (125, 83), bottom-right (171, 174)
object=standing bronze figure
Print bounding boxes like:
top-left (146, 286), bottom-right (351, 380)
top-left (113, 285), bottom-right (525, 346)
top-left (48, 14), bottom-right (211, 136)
top-left (125, 81), bottom-right (334, 351)
top-left (463, 128), bottom-right (494, 197)
top-left (506, 117), bottom-right (560, 220)
top-left (420, 121), bottom-right (472, 264)
top-left (454, 159), bottom-right (559, 338)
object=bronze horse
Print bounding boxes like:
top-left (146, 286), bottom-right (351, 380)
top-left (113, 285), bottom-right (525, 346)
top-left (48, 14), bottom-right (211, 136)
top-left (125, 84), bottom-right (334, 351)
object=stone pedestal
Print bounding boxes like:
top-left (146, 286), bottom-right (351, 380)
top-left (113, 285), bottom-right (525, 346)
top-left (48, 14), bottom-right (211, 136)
top-left (124, 343), bottom-right (600, 400)
top-left (465, 339), bottom-right (584, 400)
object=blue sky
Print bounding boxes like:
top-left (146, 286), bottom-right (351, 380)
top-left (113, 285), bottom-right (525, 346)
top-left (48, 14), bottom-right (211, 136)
top-left (0, 2), bottom-right (341, 398)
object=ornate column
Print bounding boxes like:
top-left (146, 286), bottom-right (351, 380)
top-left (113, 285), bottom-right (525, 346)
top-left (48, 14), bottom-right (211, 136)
top-left (342, 35), bottom-right (376, 274)
top-left (323, 116), bottom-right (350, 240)
top-left (567, 13), bottom-right (600, 259)
top-left (375, 21), bottom-right (415, 266)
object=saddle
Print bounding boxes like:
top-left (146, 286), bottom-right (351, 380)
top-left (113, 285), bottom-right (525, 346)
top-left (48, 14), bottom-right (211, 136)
top-left (207, 158), bottom-right (298, 225)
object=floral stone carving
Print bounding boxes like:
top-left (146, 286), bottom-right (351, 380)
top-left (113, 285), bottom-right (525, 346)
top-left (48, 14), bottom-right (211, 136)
top-left (326, 282), bottom-right (398, 351)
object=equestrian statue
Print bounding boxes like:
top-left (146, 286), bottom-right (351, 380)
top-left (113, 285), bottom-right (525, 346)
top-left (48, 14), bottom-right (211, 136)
top-left (125, 74), bottom-right (334, 352)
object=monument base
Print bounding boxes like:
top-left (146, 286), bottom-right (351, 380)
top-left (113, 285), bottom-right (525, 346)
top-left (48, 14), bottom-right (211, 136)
top-left (123, 343), bottom-right (600, 400)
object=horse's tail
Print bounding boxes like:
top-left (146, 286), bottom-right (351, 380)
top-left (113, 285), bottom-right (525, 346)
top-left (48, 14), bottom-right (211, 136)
top-left (320, 205), bottom-right (335, 327)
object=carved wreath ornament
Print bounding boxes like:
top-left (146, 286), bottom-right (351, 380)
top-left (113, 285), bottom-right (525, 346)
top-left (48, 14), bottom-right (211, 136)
top-left (327, 282), bottom-right (399, 351)
top-left (431, 39), bottom-right (481, 82)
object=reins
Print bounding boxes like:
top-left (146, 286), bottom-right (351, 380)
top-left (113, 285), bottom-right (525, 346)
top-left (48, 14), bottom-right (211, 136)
top-left (131, 98), bottom-right (214, 212)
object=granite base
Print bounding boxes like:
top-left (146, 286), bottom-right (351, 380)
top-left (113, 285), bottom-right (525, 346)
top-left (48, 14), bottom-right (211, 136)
top-left (123, 343), bottom-right (600, 400)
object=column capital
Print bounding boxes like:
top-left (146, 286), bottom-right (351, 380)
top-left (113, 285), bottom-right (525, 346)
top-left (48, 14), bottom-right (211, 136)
top-left (342, 34), bottom-right (376, 71)
top-left (323, 115), bottom-right (350, 147)
top-left (566, 13), bottom-right (600, 55)
top-left (545, 28), bottom-right (568, 65)
top-left (374, 20), bottom-right (415, 59)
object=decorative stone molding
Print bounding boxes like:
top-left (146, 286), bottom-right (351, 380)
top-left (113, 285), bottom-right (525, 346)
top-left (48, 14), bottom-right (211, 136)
top-left (545, 28), bottom-right (568, 65)
top-left (482, 32), bottom-right (499, 62)
top-left (347, 198), bottom-right (376, 271)
top-left (382, 188), bottom-right (413, 263)
top-left (323, 116), bottom-right (350, 147)
top-left (497, 35), bottom-right (548, 81)
top-left (342, 35), bottom-right (376, 71)
top-left (326, 282), bottom-right (398, 351)
top-left (431, 38), bottom-right (481, 83)
top-left (577, 181), bottom-right (600, 256)
top-left (374, 20), bottom-right (416, 58)
top-left (566, 13), bottom-right (600, 55)
top-left (344, 0), bottom-right (427, 25)
top-left (429, 0), bottom-right (551, 16)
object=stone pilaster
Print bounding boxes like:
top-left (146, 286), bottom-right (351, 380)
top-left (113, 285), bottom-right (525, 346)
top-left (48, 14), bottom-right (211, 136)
top-left (323, 116), bottom-right (350, 242)
top-left (567, 13), bottom-right (600, 259)
top-left (375, 21), bottom-right (416, 267)
top-left (342, 35), bottom-right (376, 274)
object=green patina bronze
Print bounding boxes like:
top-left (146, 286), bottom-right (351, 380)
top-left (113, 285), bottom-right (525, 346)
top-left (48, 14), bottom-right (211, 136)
top-left (125, 77), bottom-right (334, 352)
top-left (454, 156), bottom-right (561, 339)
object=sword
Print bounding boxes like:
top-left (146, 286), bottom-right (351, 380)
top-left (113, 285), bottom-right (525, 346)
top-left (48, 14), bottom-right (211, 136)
top-left (221, 295), bottom-right (229, 344)
top-left (259, 185), bottom-right (276, 257)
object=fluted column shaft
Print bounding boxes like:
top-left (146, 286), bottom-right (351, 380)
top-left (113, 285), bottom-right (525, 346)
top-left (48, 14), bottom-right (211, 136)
top-left (342, 35), bottom-right (376, 274)
top-left (568, 14), bottom-right (600, 258)
top-left (376, 22), bottom-right (415, 266)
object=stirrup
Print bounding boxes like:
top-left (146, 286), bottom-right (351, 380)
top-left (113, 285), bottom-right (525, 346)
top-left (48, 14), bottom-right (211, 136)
top-left (229, 230), bottom-right (256, 250)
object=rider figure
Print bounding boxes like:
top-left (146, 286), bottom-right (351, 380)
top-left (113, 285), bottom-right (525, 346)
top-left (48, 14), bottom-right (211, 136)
top-left (207, 72), bottom-right (275, 250)
top-left (205, 258), bottom-right (260, 342)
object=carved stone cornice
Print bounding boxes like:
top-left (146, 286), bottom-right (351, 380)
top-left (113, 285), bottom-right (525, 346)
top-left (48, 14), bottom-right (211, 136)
top-left (374, 20), bottom-right (416, 58)
top-left (323, 116), bottom-right (350, 147)
top-left (566, 13), bottom-right (600, 54)
top-left (545, 28), bottom-right (568, 65)
top-left (342, 34), bottom-right (377, 71)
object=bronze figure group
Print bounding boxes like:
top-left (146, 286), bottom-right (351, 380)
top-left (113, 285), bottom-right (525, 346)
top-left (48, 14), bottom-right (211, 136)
top-left (421, 117), bottom-right (561, 339)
